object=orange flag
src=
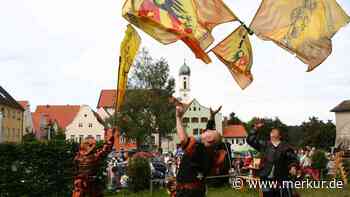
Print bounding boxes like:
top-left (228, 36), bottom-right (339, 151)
top-left (122, 0), bottom-right (237, 64)
top-left (211, 25), bottom-right (253, 89)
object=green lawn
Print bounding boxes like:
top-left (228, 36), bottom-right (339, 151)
top-left (106, 186), bottom-right (350, 197)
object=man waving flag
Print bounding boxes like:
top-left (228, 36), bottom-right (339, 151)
top-left (122, 0), bottom-right (237, 64)
top-left (250, 0), bottom-right (350, 71)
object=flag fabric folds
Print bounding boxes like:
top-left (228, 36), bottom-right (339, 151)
top-left (250, 0), bottom-right (350, 71)
top-left (122, 0), bottom-right (237, 64)
top-left (116, 24), bottom-right (141, 112)
top-left (211, 25), bottom-right (253, 89)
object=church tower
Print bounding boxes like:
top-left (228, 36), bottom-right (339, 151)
top-left (179, 61), bottom-right (191, 103)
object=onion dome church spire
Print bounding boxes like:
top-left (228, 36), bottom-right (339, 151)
top-left (179, 60), bottom-right (191, 103)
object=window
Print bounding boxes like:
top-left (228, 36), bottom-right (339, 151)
top-left (184, 81), bottom-right (187, 89)
top-left (150, 136), bottom-right (155, 145)
top-left (88, 123), bottom-right (93, 128)
top-left (120, 136), bottom-right (126, 144)
top-left (191, 117), bottom-right (199, 123)
top-left (71, 135), bottom-right (75, 141)
top-left (12, 111), bottom-right (15, 119)
top-left (79, 135), bottom-right (84, 142)
top-left (238, 139), bottom-right (244, 145)
top-left (201, 117), bottom-right (208, 123)
top-left (84, 114), bottom-right (88, 117)
top-left (232, 139), bottom-right (235, 144)
top-left (198, 108), bottom-right (201, 111)
top-left (193, 128), bottom-right (199, 135)
top-left (193, 107), bottom-right (196, 111)
top-left (78, 123), bottom-right (83, 128)
top-left (96, 135), bottom-right (101, 141)
top-left (182, 117), bottom-right (189, 123)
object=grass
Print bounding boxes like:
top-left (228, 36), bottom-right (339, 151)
top-left (105, 186), bottom-right (350, 197)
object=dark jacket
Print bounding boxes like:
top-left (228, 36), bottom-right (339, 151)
top-left (177, 137), bottom-right (212, 184)
top-left (247, 129), bottom-right (298, 181)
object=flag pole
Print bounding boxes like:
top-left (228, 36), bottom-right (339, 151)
top-left (113, 56), bottom-right (122, 134)
top-left (237, 19), bottom-right (254, 35)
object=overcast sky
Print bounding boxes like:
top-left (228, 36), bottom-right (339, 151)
top-left (1, 0), bottom-right (349, 125)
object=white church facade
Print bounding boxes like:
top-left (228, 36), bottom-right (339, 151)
top-left (161, 62), bottom-right (223, 153)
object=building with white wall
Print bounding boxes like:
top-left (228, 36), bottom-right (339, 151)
top-left (33, 105), bottom-right (105, 142)
top-left (331, 100), bottom-right (350, 149)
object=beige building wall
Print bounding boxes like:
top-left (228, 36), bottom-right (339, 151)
top-left (334, 112), bottom-right (350, 147)
top-left (66, 105), bottom-right (105, 142)
top-left (0, 104), bottom-right (24, 143)
top-left (182, 99), bottom-right (222, 136)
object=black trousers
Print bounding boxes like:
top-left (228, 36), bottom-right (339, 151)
top-left (262, 188), bottom-right (293, 197)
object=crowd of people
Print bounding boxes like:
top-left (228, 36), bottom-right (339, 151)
top-left (103, 104), bottom-right (341, 197)
top-left (105, 139), bottom-right (339, 195)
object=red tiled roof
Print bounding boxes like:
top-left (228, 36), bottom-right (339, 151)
top-left (18, 101), bottom-right (29, 109)
top-left (33, 105), bottom-right (80, 129)
top-left (97, 89), bottom-right (116, 108)
top-left (223, 125), bottom-right (247, 138)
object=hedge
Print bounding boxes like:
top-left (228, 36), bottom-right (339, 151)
top-left (0, 140), bottom-right (78, 197)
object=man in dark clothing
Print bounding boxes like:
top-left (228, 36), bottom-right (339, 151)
top-left (174, 104), bottom-right (222, 197)
top-left (247, 120), bottom-right (299, 197)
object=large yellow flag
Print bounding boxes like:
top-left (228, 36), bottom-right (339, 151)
top-left (250, 0), bottom-right (350, 71)
top-left (211, 25), bottom-right (253, 89)
top-left (122, 0), bottom-right (237, 64)
top-left (116, 24), bottom-right (141, 112)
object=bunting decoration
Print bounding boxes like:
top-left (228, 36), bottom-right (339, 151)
top-left (250, 0), bottom-right (350, 71)
top-left (122, 0), bottom-right (237, 64)
top-left (116, 24), bottom-right (141, 112)
top-left (211, 25), bottom-right (253, 89)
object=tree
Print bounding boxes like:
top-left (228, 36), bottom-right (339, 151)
top-left (227, 112), bottom-right (242, 125)
top-left (301, 117), bottom-right (336, 149)
top-left (246, 117), bottom-right (289, 142)
top-left (109, 48), bottom-right (176, 149)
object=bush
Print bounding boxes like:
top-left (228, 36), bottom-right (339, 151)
top-left (127, 157), bottom-right (151, 192)
top-left (0, 141), bottom-right (77, 197)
